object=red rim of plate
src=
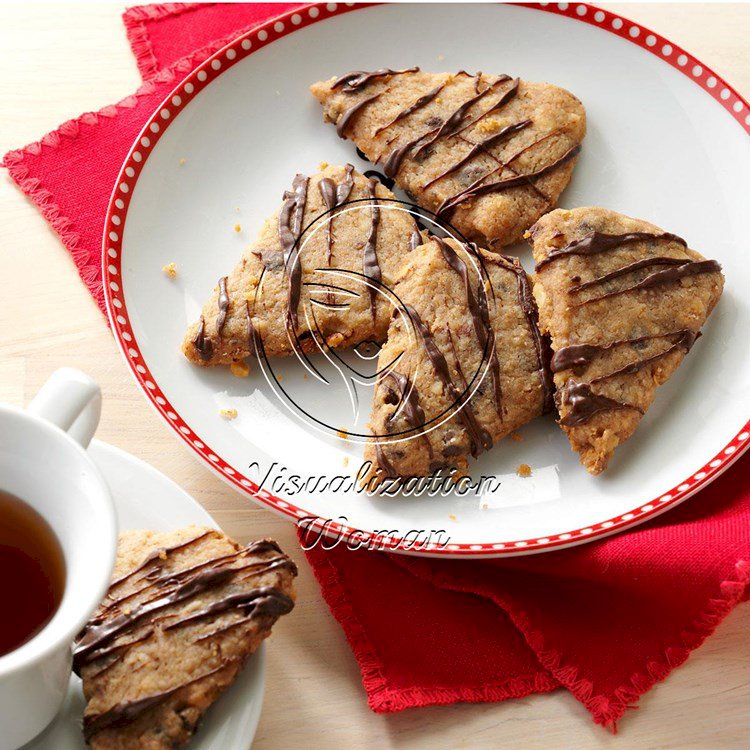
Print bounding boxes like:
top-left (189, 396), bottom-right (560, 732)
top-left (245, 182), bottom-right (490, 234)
top-left (102, 1), bottom-right (750, 556)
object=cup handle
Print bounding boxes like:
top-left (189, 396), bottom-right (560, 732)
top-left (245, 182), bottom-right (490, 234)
top-left (27, 368), bottom-right (102, 449)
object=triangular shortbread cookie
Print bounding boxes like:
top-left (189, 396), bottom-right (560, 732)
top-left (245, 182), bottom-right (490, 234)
top-left (182, 164), bottom-right (424, 367)
top-left (75, 528), bottom-right (295, 749)
top-left (311, 68), bottom-right (585, 249)
top-left (364, 236), bottom-right (552, 481)
top-left (529, 207), bottom-right (724, 474)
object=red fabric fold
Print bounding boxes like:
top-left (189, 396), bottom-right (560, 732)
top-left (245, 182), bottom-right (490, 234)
top-left (4, 2), bottom-right (748, 730)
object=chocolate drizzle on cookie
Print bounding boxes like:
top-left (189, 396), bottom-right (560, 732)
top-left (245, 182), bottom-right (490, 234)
top-left (437, 143), bottom-right (581, 217)
top-left (75, 533), bottom-right (296, 740)
top-left (336, 92), bottom-right (381, 137)
top-left (551, 330), bottom-right (698, 374)
top-left (568, 256), bottom-right (686, 294)
top-left (409, 229), bottom-right (423, 251)
top-left (381, 370), bottom-right (432, 456)
top-left (82, 664), bottom-right (229, 741)
top-left (216, 276), bottom-right (230, 334)
top-left (422, 119), bottom-right (531, 189)
top-left (318, 163), bottom-right (355, 266)
top-left (279, 173), bottom-right (310, 332)
top-left (373, 83), bottom-right (445, 135)
top-left (484, 253), bottom-right (553, 413)
top-left (535, 231), bottom-right (687, 271)
top-left (374, 441), bottom-right (399, 478)
top-left (192, 316), bottom-right (213, 361)
top-left (380, 74), bottom-right (520, 179)
top-left (433, 238), bottom-right (502, 416)
top-left (452, 76), bottom-right (518, 136)
top-left (362, 178), bottom-right (382, 320)
top-left (575, 260), bottom-right (722, 306)
top-left (332, 67), bottom-right (419, 93)
top-left (551, 331), bottom-right (699, 427)
top-left (588, 332), bottom-right (698, 384)
top-left (383, 128), bottom-right (439, 178)
top-left (559, 381), bottom-right (642, 427)
top-left (403, 303), bottom-right (492, 457)
top-left (412, 77), bottom-right (503, 158)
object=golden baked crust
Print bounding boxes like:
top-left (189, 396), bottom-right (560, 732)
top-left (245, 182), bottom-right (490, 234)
top-left (182, 164), bottom-right (424, 367)
top-left (364, 237), bottom-right (550, 482)
top-left (529, 207), bottom-right (724, 474)
top-left (75, 527), bottom-right (296, 749)
top-left (311, 69), bottom-right (585, 249)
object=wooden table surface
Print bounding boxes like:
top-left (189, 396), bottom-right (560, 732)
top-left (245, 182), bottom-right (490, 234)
top-left (1, 3), bottom-right (748, 748)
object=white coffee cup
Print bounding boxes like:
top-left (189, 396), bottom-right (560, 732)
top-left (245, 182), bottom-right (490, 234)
top-left (0, 368), bottom-right (117, 749)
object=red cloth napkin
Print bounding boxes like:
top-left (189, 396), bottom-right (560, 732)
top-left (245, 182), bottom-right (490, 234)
top-left (4, 2), bottom-right (749, 730)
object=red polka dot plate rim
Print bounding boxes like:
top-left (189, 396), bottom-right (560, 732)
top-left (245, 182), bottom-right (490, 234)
top-left (102, 2), bottom-right (750, 557)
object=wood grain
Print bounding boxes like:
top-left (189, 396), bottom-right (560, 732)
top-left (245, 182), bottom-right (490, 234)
top-left (0, 4), bottom-right (748, 748)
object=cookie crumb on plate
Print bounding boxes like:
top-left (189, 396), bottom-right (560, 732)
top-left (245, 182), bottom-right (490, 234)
top-left (230, 361), bottom-right (250, 378)
top-left (516, 463), bottom-right (532, 477)
top-left (162, 262), bottom-right (177, 278)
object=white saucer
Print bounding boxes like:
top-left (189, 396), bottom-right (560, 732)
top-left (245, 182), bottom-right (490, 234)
top-left (21, 440), bottom-right (265, 750)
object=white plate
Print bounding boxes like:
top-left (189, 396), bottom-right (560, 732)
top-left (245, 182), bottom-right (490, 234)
top-left (104, 3), bottom-right (750, 557)
top-left (23, 440), bottom-right (265, 750)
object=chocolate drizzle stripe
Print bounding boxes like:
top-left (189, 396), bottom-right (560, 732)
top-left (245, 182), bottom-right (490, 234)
top-left (589, 333), bottom-right (697, 384)
top-left (374, 440), bottom-right (399, 478)
top-left (433, 238), bottom-right (502, 416)
top-left (437, 143), bottom-right (581, 217)
top-left (568, 256), bottom-right (686, 293)
top-left (82, 663), bottom-right (232, 740)
top-left (163, 585), bottom-right (294, 633)
top-left (194, 612), bottom-right (261, 643)
top-left (332, 67), bottom-right (419, 93)
top-left (452, 77), bottom-right (520, 137)
top-left (192, 316), bottom-right (213, 361)
top-left (318, 164), bottom-right (355, 272)
top-left (362, 178), bottom-right (382, 320)
top-left (503, 256), bottom-right (554, 413)
top-left (412, 78), bottom-right (503, 159)
top-left (373, 83), bottom-right (445, 136)
top-left (279, 174), bottom-right (310, 332)
top-left (83, 629), bottom-right (155, 672)
top-left (576, 259), bottom-right (722, 306)
top-left (336, 92), bottom-right (381, 138)
top-left (559, 381), bottom-right (643, 427)
top-left (403, 303), bottom-right (492, 457)
top-left (336, 163), bottom-right (355, 204)
top-left (95, 542), bottom-right (289, 625)
top-left (108, 531), bottom-right (214, 589)
top-left (216, 276), bottom-right (230, 334)
top-left (434, 238), bottom-right (485, 342)
top-left (381, 370), bottom-right (433, 456)
top-left (551, 330), bottom-right (698, 372)
top-left (423, 119), bottom-right (531, 189)
top-left (381, 75), bottom-right (514, 178)
top-left (383, 127), bottom-right (439, 178)
top-left (409, 230), bottom-right (423, 251)
top-left (74, 543), bottom-right (294, 671)
top-left (535, 231), bottom-right (687, 271)
top-left (475, 283), bottom-right (503, 417)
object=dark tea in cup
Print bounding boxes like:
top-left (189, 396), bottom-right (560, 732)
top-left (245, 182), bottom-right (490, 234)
top-left (0, 490), bottom-right (65, 657)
